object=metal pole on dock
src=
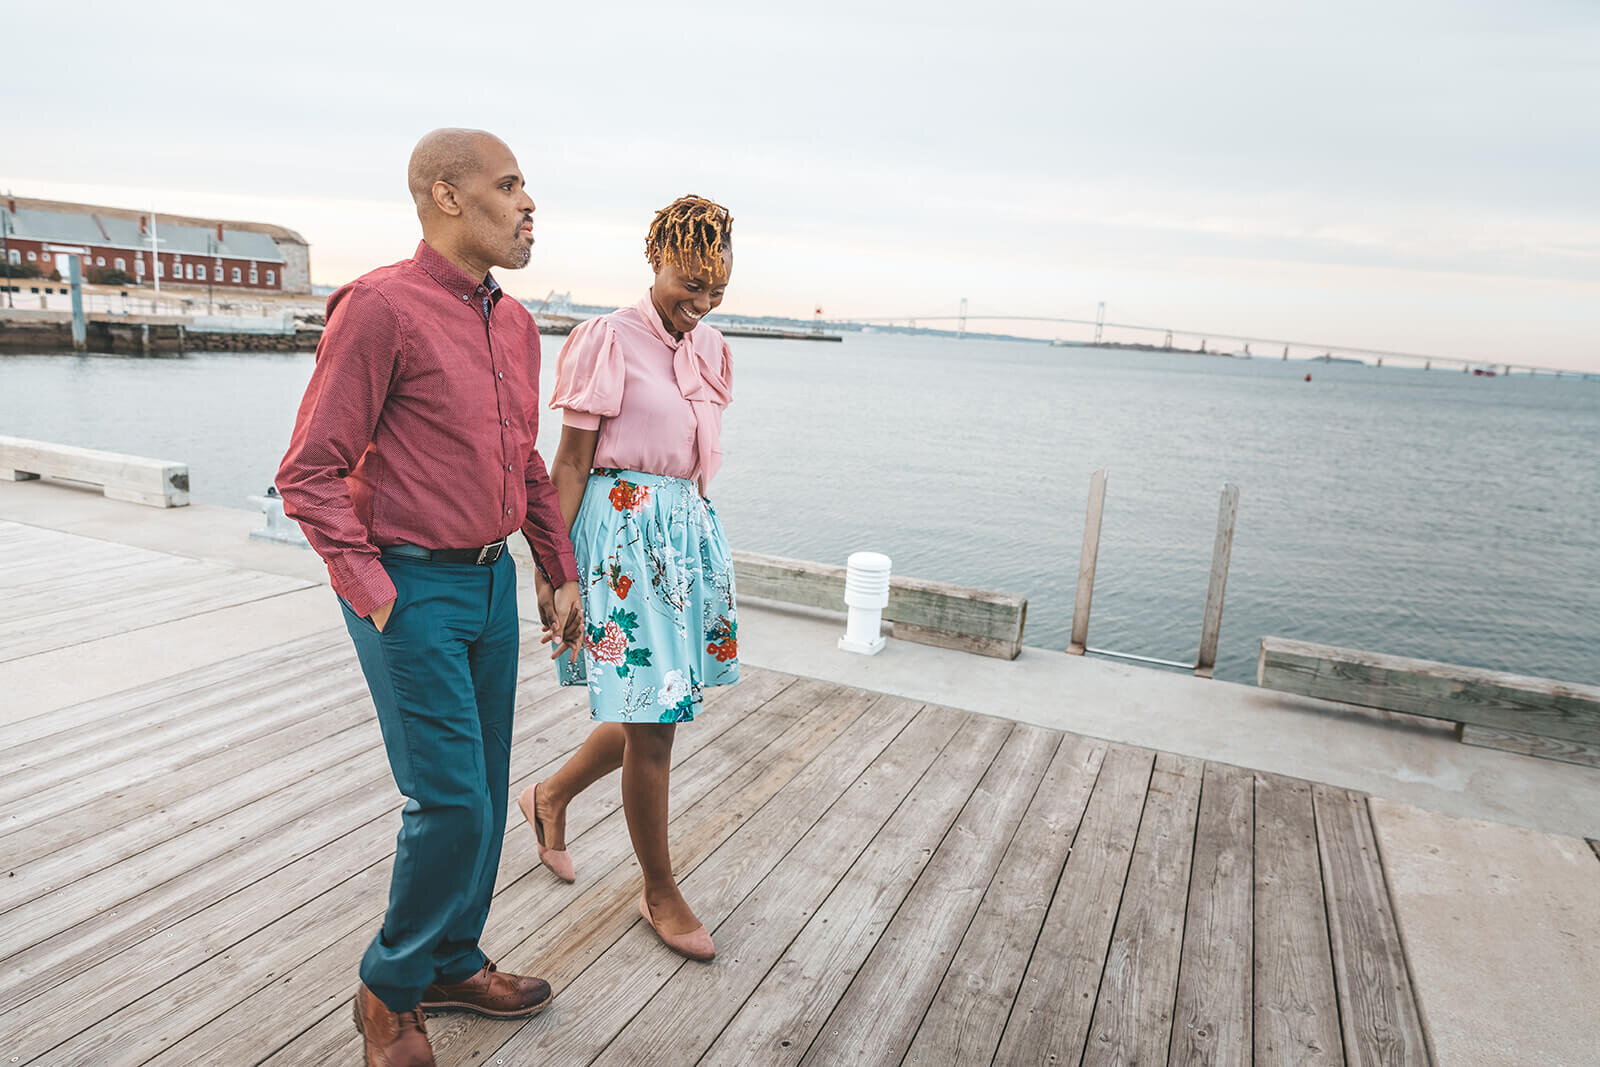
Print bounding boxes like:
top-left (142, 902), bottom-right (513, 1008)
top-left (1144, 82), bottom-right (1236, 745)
top-left (1194, 483), bottom-right (1240, 679)
top-left (0, 207), bottom-right (13, 309)
top-left (1067, 468), bottom-right (1107, 655)
top-left (67, 255), bottom-right (86, 351)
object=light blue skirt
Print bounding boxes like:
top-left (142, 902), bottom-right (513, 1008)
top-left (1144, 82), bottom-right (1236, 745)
top-left (558, 468), bottom-right (739, 722)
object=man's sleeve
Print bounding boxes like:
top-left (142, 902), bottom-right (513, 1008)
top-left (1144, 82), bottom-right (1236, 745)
top-left (276, 283), bottom-right (402, 617)
top-left (519, 323), bottom-right (581, 585)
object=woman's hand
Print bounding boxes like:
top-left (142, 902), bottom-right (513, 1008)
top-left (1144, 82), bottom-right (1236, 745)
top-left (540, 580), bottom-right (584, 659)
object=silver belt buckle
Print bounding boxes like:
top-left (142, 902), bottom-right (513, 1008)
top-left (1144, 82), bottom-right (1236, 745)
top-left (477, 540), bottom-right (504, 565)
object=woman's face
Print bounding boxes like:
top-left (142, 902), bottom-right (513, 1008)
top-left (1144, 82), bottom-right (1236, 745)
top-left (651, 248), bottom-right (732, 337)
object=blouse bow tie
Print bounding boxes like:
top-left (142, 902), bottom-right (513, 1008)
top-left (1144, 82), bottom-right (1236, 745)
top-left (640, 297), bottom-right (733, 494)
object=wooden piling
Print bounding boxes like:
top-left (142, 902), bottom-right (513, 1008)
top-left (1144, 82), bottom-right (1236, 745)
top-left (1068, 469), bottom-right (1107, 655)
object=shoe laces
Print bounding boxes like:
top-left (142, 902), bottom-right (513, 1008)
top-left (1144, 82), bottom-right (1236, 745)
top-left (400, 1008), bottom-right (428, 1036)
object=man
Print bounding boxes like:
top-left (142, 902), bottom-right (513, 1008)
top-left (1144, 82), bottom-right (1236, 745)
top-left (278, 128), bottom-right (583, 1067)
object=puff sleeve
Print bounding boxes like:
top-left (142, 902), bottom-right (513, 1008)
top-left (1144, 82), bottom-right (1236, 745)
top-left (549, 316), bottom-right (624, 430)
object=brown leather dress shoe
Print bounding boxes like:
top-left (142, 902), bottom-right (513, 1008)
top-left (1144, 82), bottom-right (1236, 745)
top-left (352, 983), bottom-right (435, 1067)
top-left (420, 960), bottom-right (552, 1018)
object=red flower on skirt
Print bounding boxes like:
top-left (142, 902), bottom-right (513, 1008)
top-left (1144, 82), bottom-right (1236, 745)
top-left (608, 481), bottom-right (653, 513)
top-left (707, 638), bottom-right (738, 663)
top-left (589, 620), bottom-right (628, 665)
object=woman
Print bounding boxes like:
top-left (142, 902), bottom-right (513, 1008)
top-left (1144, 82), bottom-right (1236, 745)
top-left (520, 195), bottom-right (738, 962)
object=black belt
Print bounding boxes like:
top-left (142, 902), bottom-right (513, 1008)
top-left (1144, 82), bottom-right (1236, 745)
top-left (381, 540), bottom-right (506, 565)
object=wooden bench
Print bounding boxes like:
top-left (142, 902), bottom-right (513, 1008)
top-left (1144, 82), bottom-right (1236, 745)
top-left (0, 435), bottom-right (189, 508)
top-left (733, 550), bottom-right (1028, 659)
top-left (1258, 636), bottom-right (1600, 768)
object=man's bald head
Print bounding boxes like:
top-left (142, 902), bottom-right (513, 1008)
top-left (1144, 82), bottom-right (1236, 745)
top-left (408, 128), bottom-right (504, 214)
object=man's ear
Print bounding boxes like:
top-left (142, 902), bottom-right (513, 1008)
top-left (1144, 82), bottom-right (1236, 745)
top-left (432, 180), bottom-right (463, 217)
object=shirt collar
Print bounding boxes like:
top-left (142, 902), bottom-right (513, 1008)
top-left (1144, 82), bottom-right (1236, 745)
top-left (414, 240), bottom-right (503, 309)
top-left (639, 289), bottom-right (695, 348)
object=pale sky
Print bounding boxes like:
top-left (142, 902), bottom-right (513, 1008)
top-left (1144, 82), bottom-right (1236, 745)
top-left (6, 0), bottom-right (1599, 369)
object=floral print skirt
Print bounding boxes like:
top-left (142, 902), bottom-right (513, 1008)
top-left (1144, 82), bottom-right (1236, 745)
top-left (558, 468), bottom-right (739, 722)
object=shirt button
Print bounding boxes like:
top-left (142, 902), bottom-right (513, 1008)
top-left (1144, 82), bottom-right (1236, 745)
top-left (506, 464), bottom-right (514, 472)
top-left (503, 418), bottom-right (510, 427)
top-left (506, 506), bottom-right (513, 515)
top-left (497, 371), bottom-right (504, 380)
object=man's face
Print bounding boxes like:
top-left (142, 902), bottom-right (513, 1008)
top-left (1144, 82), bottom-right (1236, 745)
top-left (452, 138), bottom-right (536, 271)
top-left (651, 247), bottom-right (732, 336)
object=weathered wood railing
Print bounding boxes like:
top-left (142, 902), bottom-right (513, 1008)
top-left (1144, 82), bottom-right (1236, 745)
top-left (1258, 636), bottom-right (1600, 768)
top-left (1067, 468), bottom-right (1240, 678)
top-left (0, 436), bottom-right (189, 508)
top-left (732, 550), bottom-right (1028, 659)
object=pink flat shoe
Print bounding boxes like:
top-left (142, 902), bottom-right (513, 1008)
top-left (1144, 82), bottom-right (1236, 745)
top-left (518, 782), bottom-right (574, 884)
top-left (639, 894), bottom-right (716, 962)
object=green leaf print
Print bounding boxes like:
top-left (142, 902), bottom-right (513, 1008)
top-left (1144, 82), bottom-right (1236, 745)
top-left (625, 647), bottom-right (653, 668)
top-left (610, 607), bottom-right (640, 638)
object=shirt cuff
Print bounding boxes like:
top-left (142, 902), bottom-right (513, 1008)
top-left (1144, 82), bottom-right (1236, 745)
top-left (335, 556), bottom-right (398, 619)
top-left (561, 409), bottom-right (603, 431)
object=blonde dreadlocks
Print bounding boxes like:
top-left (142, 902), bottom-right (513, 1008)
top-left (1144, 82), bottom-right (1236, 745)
top-left (645, 195), bottom-right (733, 280)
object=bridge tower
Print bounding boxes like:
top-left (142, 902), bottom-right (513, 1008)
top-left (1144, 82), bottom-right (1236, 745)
top-left (958, 297), bottom-right (968, 339)
top-left (1094, 301), bottom-right (1105, 345)
top-left (1163, 330), bottom-right (1173, 349)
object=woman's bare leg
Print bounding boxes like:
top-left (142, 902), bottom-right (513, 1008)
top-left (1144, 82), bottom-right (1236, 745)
top-left (621, 723), bottom-right (700, 933)
top-left (535, 722), bottom-right (626, 850)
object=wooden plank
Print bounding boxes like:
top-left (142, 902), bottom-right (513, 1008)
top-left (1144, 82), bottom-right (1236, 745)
top-left (23, 667), bottom-right (792, 1065)
top-left (1459, 723), bottom-right (1600, 769)
top-left (1258, 636), bottom-right (1600, 746)
top-left (677, 715), bottom-right (1015, 1067)
top-left (0, 569), bottom-right (311, 662)
top-left (176, 676), bottom-right (863, 1066)
top-left (800, 725), bottom-right (1059, 1065)
top-left (0, 557), bottom-right (199, 622)
top-left (0, 434), bottom-right (189, 506)
top-left (733, 549), bottom-right (1027, 657)
top-left (1083, 751), bottom-right (1204, 1065)
top-left (1253, 774), bottom-right (1342, 1065)
top-left (991, 743), bottom-right (1156, 1065)
top-left (1170, 762), bottom-right (1254, 1066)
top-left (0, 668), bottom-right (633, 1041)
top-left (0, 639), bottom-right (355, 780)
top-left (1194, 482), bottom-right (1239, 679)
top-left (1313, 785), bottom-right (1431, 1066)
top-left (0, 693), bottom-right (371, 869)
top-left (903, 734), bottom-right (1108, 1066)
top-left (0, 658), bottom-right (369, 840)
top-left (1068, 467), bottom-right (1106, 654)
top-left (0, 629), bottom-right (345, 753)
top-left (890, 618), bottom-right (1022, 660)
top-left (0, 648), bottom-right (366, 820)
top-left (409, 697), bottom-right (934, 1067)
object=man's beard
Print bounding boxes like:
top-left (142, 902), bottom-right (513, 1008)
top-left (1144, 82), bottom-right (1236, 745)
top-left (508, 241), bottom-right (532, 269)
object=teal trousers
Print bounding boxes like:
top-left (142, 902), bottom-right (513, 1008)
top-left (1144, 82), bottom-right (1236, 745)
top-left (338, 551), bottom-right (519, 1011)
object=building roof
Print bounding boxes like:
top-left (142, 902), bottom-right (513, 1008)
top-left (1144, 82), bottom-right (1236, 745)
top-left (2, 195), bottom-right (307, 252)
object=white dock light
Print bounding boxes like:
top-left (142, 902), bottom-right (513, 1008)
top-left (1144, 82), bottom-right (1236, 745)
top-left (838, 551), bottom-right (892, 655)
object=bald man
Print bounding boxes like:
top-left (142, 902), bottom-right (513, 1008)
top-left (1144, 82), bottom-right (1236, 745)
top-left (278, 129), bottom-right (582, 1066)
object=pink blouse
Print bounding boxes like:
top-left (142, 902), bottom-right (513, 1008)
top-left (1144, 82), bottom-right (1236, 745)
top-left (549, 293), bottom-right (733, 493)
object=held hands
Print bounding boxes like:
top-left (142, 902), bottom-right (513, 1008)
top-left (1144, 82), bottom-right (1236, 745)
top-left (539, 580), bottom-right (584, 660)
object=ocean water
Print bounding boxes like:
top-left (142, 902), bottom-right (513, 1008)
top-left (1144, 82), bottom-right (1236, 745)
top-left (2, 335), bottom-right (1596, 686)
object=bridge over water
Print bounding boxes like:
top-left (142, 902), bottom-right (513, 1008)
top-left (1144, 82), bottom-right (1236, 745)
top-left (835, 309), bottom-right (1595, 379)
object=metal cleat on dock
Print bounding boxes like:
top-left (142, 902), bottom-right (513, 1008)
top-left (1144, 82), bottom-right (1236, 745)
top-left (248, 486), bottom-right (310, 547)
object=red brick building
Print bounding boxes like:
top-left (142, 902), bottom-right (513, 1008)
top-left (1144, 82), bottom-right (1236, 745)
top-left (0, 196), bottom-right (311, 294)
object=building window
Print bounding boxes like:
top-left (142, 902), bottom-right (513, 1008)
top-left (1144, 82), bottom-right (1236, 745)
top-left (156, 263), bottom-right (165, 278)
top-left (135, 259), bottom-right (145, 275)
top-left (115, 258), bottom-right (126, 271)
top-left (41, 252), bottom-right (51, 262)
top-left (232, 267), bottom-right (242, 283)
top-left (197, 265), bottom-right (207, 281)
top-left (27, 251), bottom-right (36, 261)
top-left (249, 268), bottom-right (258, 284)
top-left (186, 263), bottom-right (194, 280)
top-left (96, 256), bottom-right (106, 267)
top-left (266, 270), bottom-right (275, 285)
top-left (7, 250), bottom-right (17, 264)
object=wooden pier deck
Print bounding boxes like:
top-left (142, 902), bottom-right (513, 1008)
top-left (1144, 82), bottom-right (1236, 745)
top-left (0, 518), bottom-right (1434, 1065)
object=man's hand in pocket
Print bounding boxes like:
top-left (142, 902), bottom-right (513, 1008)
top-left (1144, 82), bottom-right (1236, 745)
top-left (370, 598), bottom-right (396, 632)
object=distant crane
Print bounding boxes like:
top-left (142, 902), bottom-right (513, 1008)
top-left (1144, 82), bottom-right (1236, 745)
top-left (958, 297), bottom-right (968, 339)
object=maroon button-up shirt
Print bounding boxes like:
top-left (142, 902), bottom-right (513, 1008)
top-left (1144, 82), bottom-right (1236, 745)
top-left (277, 240), bottom-right (578, 617)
